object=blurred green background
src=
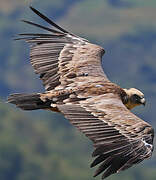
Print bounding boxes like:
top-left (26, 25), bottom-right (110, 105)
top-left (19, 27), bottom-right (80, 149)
top-left (0, 0), bottom-right (156, 179)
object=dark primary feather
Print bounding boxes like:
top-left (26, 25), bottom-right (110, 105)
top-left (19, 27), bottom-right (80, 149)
top-left (21, 20), bottom-right (62, 34)
top-left (30, 6), bottom-right (69, 34)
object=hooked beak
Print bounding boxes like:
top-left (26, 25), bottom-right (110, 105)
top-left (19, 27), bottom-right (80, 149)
top-left (140, 98), bottom-right (146, 106)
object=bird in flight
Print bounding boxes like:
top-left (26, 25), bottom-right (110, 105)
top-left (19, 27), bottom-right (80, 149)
top-left (8, 7), bottom-right (154, 179)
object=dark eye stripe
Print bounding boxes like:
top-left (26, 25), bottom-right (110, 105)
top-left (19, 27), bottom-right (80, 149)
top-left (133, 94), bottom-right (140, 98)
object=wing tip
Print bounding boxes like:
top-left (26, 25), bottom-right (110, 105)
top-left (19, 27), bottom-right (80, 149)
top-left (28, 6), bottom-right (74, 35)
top-left (29, 5), bottom-right (34, 10)
top-left (29, 6), bottom-right (41, 16)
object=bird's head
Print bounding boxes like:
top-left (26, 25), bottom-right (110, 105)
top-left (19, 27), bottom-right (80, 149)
top-left (123, 88), bottom-right (146, 110)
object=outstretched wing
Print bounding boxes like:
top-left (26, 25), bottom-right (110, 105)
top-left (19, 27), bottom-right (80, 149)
top-left (18, 7), bottom-right (108, 91)
top-left (57, 92), bottom-right (154, 179)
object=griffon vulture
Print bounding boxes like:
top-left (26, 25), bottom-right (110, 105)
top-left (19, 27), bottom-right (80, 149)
top-left (8, 7), bottom-right (154, 179)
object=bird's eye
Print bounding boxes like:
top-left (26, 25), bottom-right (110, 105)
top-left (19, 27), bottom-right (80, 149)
top-left (133, 94), bottom-right (140, 100)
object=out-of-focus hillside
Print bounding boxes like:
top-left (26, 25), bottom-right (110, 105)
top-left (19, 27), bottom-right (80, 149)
top-left (60, 0), bottom-right (156, 41)
top-left (0, 0), bottom-right (156, 180)
top-left (0, 0), bottom-right (24, 13)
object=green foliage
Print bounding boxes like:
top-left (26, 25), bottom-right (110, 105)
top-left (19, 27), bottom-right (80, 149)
top-left (59, 0), bottom-right (156, 41)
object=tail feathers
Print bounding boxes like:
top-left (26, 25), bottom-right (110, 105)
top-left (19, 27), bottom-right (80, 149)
top-left (7, 93), bottom-right (51, 110)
